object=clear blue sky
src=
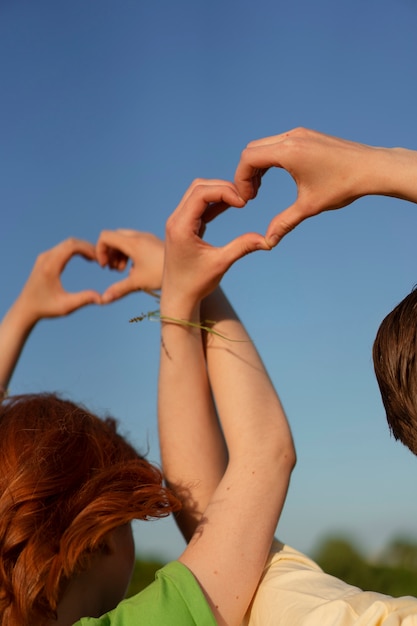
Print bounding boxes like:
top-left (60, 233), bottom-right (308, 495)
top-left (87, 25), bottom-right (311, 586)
top-left (2, 0), bottom-right (417, 562)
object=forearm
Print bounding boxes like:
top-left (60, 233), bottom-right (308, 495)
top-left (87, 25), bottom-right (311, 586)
top-left (158, 296), bottom-right (227, 543)
top-left (360, 145), bottom-right (417, 202)
top-left (0, 296), bottom-right (39, 394)
top-left (158, 178), bottom-right (289, 624)
top-left (180, 288), bottom-right (296, 624)
top-left (202, 288), bottom-right (294, 469)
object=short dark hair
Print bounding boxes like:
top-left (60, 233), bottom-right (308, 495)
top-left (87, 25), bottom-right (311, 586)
top-left (373, 288), bottom-right (417, 455)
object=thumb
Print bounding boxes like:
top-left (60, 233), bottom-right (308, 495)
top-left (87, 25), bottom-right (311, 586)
top-left (221, 232), bottom-right (271, 270)
top-left (265, 201), bottom-right (307, 248)
top-left (101, 276), bottom-right (137, 304)
top-left (64, 290), bottom-right (101, 312)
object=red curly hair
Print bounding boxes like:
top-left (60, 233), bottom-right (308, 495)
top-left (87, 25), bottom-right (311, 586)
top-left (0, 393), bottom-right (181, 626)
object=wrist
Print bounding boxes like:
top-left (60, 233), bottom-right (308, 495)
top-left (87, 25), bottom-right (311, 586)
top-left (361, 146), bottom-right (417, 199)
top-left (380, 147), bottom-right (417, 201)
top-left (160, 292), bottom-right (200, 326)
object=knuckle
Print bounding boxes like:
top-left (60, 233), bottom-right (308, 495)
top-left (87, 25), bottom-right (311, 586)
top-left (190, 177), bottom-right (208, 189)
top-left (290, 126), bottom-right (307, 137)
top-left (165, 214), bottom-right (178, 237)
top-left (240, 146), bottom-right (253, 160)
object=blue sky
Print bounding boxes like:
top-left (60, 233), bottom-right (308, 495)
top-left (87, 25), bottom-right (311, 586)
top-left (2, 0), bottom-right (417, 562)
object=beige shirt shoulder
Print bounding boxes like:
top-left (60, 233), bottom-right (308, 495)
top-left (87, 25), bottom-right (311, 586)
top-left (243, 540), bottom-right (417, 626)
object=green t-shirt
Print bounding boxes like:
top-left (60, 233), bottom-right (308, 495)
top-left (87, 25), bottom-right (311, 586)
top-left (74, 561), bottom-right (217, 626)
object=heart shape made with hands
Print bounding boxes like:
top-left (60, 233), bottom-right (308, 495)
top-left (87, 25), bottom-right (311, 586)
top-left (60, 230), bottom-right (164, 307)
top-left (60, 253), bottom-right (127, 305)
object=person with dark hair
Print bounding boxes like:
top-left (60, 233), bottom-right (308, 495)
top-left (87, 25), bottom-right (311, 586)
top-left (373, 288), bottom-right (417, 456)
top-left (224, 127), bottom-right (417, 624)
top-left (233, 126), bottom-right (417, 248)
top-left (232, 126), bottom-right (417, 462)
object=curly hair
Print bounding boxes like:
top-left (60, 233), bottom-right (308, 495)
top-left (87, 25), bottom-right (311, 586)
top-left (0, 393), bottom-right (181, 626)
top-left (373, 288), bottom-right (417, 456)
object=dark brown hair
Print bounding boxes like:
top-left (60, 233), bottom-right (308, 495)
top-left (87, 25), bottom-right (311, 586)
top-left (0, 393), bottom-right (181, 625)
top-left (373, 288), bottom-right (417, 455)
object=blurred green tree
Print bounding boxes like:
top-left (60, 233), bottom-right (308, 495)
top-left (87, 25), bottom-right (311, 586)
top-left (125, 535), bottom-right (417, 600)
top-left (314, 535), bottom-right (417, 597)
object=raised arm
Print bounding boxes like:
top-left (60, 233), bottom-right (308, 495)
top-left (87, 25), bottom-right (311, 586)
top-left (0, 238), bottom-right (101, 397)
top-left (158, 179), bottom-right (295, 626)
top-left (234, 127), bottom-right (417, 247)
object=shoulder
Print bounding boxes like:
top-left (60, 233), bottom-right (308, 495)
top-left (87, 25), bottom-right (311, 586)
top-left (244, 541), bottom-right (417, 626)
top-left (74, 561), bottom-right (217, 626)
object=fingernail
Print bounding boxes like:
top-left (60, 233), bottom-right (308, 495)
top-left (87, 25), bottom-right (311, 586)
top-left (102, 292), bottom-right (114, 303)
top-left (256, 241), bottom-right (270, 251)
top-left (266, 234), bottom-right (279, 248)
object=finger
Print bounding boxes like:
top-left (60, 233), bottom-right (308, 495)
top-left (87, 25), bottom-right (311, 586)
top-left (234, 128), bottom-right (310, 200)
top-left (234, 148), bottom-right (274, 201)
top-left (170, 182), bottom-right (245, 235)
top-left (114, 228), bottom-right (139, 236)
top-left (50, 238), bottom-right (98, 274)
top-left (59, 289), bottom-right (102, 313)
top-left (220, 231), bottom-right (271, 271)
top-left (264, 202), bottom-right (307, 248)
top-left (176, 179), bottom-right (243, 212)
top-left (96, 231), bottom-right (117, 266)
top-left (101, 276), bottom-right (138, 304)
top-left (242, 129), bottom-right (297, 148)
top-left (96, 231), bottom-right (130, 268)
top-left (203, 201), bottom-right (232, 225)
top-left (107, 249), bottom-right (129, 271)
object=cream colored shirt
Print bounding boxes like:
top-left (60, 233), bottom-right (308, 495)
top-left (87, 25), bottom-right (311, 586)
top-left (243, 540), bottom-right (417, 625)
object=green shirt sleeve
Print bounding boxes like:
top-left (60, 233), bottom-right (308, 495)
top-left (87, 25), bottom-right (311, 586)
top-left (74, 561), bottom-right (217, 626)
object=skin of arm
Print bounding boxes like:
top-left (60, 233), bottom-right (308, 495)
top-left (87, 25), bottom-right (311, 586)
top-left (233, 127), bottom-right (417, 247)
top-left (157, 280), bottom-right (229, 544)
top-left (0, 231), bottom-right (166, 397)
top-left (158, 178), bottom-right (295, 626)
top-left (0, 238), bottom-right (101, 394)
top-left (97, 226), bottom-right (228, 541)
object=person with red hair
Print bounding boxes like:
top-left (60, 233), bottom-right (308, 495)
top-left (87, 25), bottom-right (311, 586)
top-left (0, 179), bottom-right (296, 625)
top-left (0, 232), bottom-right (166, 401)
top-left (0, 235), bottom-right (182, 625)
top-left (0, 237), bottom-right (102, 402)
top-left (0, 392), bottom-right (181, 625)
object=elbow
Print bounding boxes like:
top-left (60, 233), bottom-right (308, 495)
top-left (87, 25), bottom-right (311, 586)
top-left (272, 431), bottom-right (297, 480)
top-left (281, 438), bottom-right (297, 476)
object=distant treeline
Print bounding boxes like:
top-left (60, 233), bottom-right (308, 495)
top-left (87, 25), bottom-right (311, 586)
top-left (127, 535), bottom-right (417, 598)
top-left (313, 535), bottom-right (417, 597)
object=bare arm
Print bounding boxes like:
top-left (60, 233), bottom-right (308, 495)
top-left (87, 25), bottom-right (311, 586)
top-left (0, 228), bottom-right (168, 402)
top-left (0, 238), bottom-right (101, 396)
top-left (158, 179), bottom-right (295, 626)
top-left (234, 127), bottom-right (417, 247)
